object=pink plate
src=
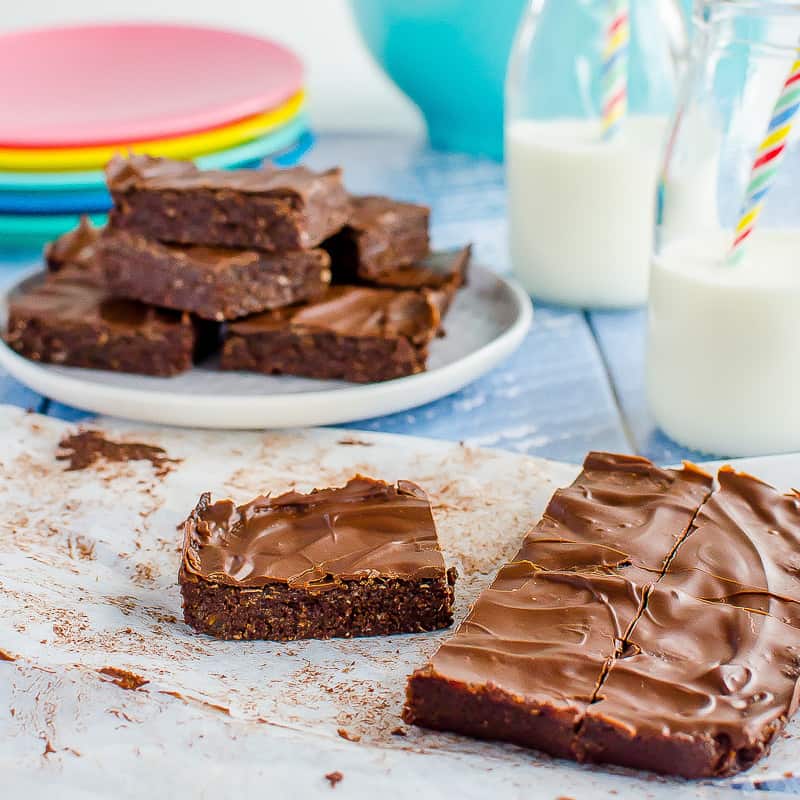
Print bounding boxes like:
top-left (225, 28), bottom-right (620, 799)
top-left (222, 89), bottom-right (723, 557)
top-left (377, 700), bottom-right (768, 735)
top-left (0, 23), bottom-right (304, 148)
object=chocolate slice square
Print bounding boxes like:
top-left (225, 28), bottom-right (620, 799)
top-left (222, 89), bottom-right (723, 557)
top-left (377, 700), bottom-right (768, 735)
top-left (179, 476), bottom-right (457, 641)
top-left (660, 467), bottom-right (800, 628)
top-left (98, 229), bottom-right (332, 321)
top-left (5, 269), bottom-right (215, 377)
top-left (576, 585), bottom-right (800, 778)
top-left (404, 566), bottom-right (645, 759)
top-left (324, 194), bottom-right (429, 280)
top-left (220, 285), bottom-right (443, 383)
top-left (519, 452), bottom-right (713, 573)
top-left (107, 155), bottom-right (352, 252)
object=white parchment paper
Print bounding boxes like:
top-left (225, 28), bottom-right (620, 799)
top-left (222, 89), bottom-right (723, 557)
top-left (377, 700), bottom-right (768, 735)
top-left (0, 406), bottom-right (796, 799)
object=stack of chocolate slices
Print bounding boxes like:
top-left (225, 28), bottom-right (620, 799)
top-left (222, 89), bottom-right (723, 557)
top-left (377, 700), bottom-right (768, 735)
top-left (5, 154), bottom-right (470, 381)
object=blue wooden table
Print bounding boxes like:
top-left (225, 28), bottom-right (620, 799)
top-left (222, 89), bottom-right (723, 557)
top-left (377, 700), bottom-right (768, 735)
top-left (0, 133), bottom-right (710, 466)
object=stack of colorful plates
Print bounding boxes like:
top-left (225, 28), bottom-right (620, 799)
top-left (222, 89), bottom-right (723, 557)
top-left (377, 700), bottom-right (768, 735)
top-left (0, 23), bottom-right (313, 249)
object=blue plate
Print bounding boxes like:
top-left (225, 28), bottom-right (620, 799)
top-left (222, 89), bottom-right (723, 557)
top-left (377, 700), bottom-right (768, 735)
top-left (0, 131), bottom-right (315, 252)
top-left (0, 115), bottom-right (309, 193)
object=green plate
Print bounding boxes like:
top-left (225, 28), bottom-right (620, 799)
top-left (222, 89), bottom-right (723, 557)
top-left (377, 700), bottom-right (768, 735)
top-left (0, 115), bottom-right (309, 191)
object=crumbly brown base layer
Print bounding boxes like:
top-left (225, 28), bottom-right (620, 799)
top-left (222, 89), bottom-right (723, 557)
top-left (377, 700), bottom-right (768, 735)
top-left (180, 570), bottom-right (457, 641)
top-left (4, 314), bottom-right (204, 376)
top-left (220, 329), bottom-right (428, 382)
top-left (574, 712), bottom-right (783, 779)
top-left (100, 234), bottom-right (331, 321)
top-left (110, 186), bottom-right (350, 251)
top-left (403, 668), bottom-right (582, 760)
top-left (404, 669), bottom-right (783, 778)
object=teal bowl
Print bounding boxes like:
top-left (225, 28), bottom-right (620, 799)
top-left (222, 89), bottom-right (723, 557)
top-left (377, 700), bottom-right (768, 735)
top-left (350, 0), bottom-right (527, 160)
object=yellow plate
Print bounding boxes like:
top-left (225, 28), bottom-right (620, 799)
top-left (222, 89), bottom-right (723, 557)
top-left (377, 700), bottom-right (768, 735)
top-left (0, 92), bottom-right (305, 171)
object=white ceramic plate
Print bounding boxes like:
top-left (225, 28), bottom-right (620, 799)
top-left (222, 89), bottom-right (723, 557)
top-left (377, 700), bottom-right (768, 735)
top-left (0, 265), bottom-right (532, 428)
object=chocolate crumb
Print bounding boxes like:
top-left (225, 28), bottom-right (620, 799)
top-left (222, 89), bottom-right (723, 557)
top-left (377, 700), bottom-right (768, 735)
top-left (391, 726), bottom-right (407, 736)
top-left (43, 739), bottom-right (56, 756)
top-left (337, 437), bottom-right (374, 447)
top-left (57, 430), bottom-right (179, 476)
top-left (0, 647), bottom-right (17, 661)
top-left (336, 728), bottom-right (361, 743)
top-left (98, 666), bottom-right (149, 690)
top-left (324, 771), bottom-right (343, 788)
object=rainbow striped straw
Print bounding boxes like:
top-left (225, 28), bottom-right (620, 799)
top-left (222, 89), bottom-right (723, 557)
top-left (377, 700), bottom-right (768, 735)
top-left (730, 51), bottom-right (800, 264)
top-left (602, 0), bottom-right (630, 140)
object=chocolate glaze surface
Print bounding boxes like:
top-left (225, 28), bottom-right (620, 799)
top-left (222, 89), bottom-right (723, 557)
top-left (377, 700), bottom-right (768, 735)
top-left (578, 585), bottom-right (800, 776)
top-left (522, 452), bottom-right (713, 572)
top-left (9, 269), bottom-right (188, 330)
top-left (227, 285), bottom-right (441, 345)
top-left (427, 567), bottom-right (646, 707)
top-left (368, 246), bottom-right (470, 293)
top-left (181, 476), bottom-right (448, 589)
top-left (662, 467), bottom-right (800, 627)
top-left (106, 154), bottom-right (342, 198)
top-left (45, 216), bottom-right (102, 272)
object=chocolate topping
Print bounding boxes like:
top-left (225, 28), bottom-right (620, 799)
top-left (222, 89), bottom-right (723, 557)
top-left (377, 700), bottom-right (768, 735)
top-left (367, 246), bottom-right (470, 293)
top-left (106, 154), bottom-right (343, 199)
top-left (9, 269), bottom-right (188, 330)
top-left (522, 452), bottom-right (713, 572)
top-left (227, 285), bottom-right (441, 345)
top-left (45, 216), bottom-right (102, 272)
top-left (427, 567), bottom-right (646, 707)
top-left (181, 476), bottom-right (448, 589)
top-left (347, 195), bottom-right (428, 233)
top-left (662, 467), bottom-right (800, 626)
top-left (579, 585), bottom-right (800, 776)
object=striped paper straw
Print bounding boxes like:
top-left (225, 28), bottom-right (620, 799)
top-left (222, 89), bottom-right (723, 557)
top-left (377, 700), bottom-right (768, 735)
top-left (602, 0), bottom-right (630, 140)
top-left (729, 51), bottom-right (800, 263)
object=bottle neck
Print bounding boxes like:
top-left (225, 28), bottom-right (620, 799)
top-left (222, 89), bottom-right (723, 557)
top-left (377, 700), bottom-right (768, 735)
top-left (697, 2), bottom-right (800, 51)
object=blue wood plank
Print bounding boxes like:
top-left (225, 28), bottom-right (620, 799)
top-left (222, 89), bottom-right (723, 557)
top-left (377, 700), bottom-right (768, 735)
top-left (587, 309), bottom-right (718, 464)
top-left (43, 400), bottom-right (94, 423)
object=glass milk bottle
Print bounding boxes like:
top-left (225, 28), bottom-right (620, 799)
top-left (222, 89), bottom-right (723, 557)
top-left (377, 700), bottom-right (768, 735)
top-left (647, 1), bottom-right (800, 456)
top-left (506, 0), bottom-right (687, 307)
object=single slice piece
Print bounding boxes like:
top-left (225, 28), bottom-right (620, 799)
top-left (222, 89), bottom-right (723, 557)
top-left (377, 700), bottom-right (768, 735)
top-left (661, 467), bottom-right (800, 628)
top-left (576, 585), bottom-right (800, 778)
top-left (323, 194), bottom-right (430, 279)
top-left (179, 476), bottom-right (457, 641)
top-left (404, 451), bottom-right (715, 770)
top-left (220, 285), bottom-right (442, 383)
top-left (404, 566), bottom-right (646, 759)
top-left (45, 216), bottom-right (102, 273)
top-left (98, 229), bottom-right (332, 321)
top-left (107, 154), bottom-right (352, 251)
top-left (5, 269), bottom-right (215, 376)
top-left (521, 452), bottom-right (713, 573)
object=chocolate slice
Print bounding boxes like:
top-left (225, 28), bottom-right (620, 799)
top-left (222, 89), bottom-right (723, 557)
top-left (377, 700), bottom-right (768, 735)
top-left (98, 229), bottom-right (332, 321)
top-left (220, 285), bottom-right (443, 383)
top-left (107, 154), bottom-right (352, 252)
top-left (577, 585), bottom-right (800, 777)
top-left (179, 476), bottom-right (457, 641)
top-left (324, 194), bottom-right (429, 279)
top-left (5, 269), bottom-right (215, 376)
